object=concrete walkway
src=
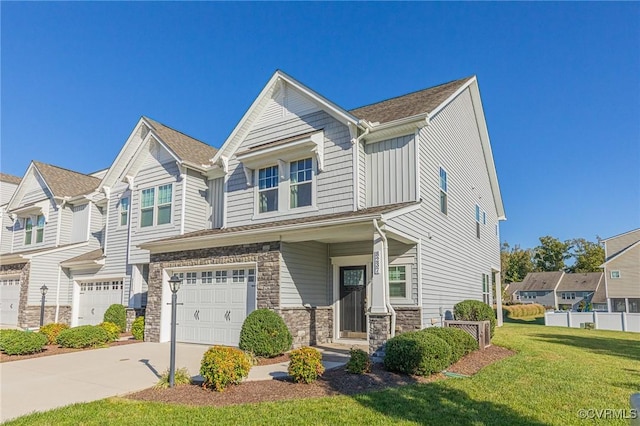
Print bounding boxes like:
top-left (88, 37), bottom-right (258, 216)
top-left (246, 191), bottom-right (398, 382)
top-left (0, 342), bottom-right (354, 423)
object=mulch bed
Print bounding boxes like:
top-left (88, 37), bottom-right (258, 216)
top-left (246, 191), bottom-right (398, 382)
top-left (125, 345), bottom-right (515, 407)
top-left (0, 334), bottom-right (141, 363)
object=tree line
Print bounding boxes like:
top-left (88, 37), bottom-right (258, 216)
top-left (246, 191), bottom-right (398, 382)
top-left (501, 236), bottom-right (605, 284)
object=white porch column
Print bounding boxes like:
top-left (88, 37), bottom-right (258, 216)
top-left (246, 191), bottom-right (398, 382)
top-left (495, 271), bottom-right (503, 327)
top-left (370, 227), bottom-right (389, 315)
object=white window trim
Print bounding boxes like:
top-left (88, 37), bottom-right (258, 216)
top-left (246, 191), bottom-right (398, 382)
top-left (389, 261), bottom-right (413, 305)
top-left (139, 183), bottom-right (174, 228)
top-left (438, 165), bottom-right (448, 216)
top-left (610, 270), bottom-right (621, 279)
top-left (253, 157), bottom-right (318, 219)
top-left (119, 196), bottom-right (130, 227)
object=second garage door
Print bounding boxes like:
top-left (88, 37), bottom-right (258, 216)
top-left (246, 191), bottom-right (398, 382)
top-left (175, 267), bottom-right (256, 346)
top-left (77, 280), bottom-right (124, 326)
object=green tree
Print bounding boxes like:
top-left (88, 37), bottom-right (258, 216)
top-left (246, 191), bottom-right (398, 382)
top-left (567, 238), bottom-right (605, 273)
top-left (533, 236), bottom-right (572, 272)
top-left (501, 242), bottom-right (534, 283)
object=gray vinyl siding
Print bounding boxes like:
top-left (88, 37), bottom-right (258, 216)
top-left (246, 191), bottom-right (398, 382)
top-left (520, 291), bottom-right (556, 308)
top-left (1, 182), bottom-right (18, 205)
top-left (70, 204), bottom-right (89, 243)
top-left (128, 158), bottom-right (182, 264)
top-left (209, 177), bottom-right (224, 229)
top-left (606, 245), bottom-right (640, 298)
top-left (183, 169), bottom-right (209, 233)
top-left (12, 199), bottom-right (58, 252)
top-left (328, 240), bottom-right (419, 305)
top-left (90, 203), bottom-right (105, 246)
top-left (365, 134), bottom-right (417, 207)
top-left (385, 88), bottom-right (501, 325)
top-left (1, 212), bottom-right (14, 253)
top-left (100, 183), bottom-right (130, 277)
top-left (225, 110), bottom-right (354, 226)
top-left (280, 241), bottom-right (329, 307)
top-left (605, 229), bottom-right (640, 259)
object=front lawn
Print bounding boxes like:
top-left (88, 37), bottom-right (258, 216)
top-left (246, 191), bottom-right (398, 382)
top-left (7, 323), bottom-right (639, 425)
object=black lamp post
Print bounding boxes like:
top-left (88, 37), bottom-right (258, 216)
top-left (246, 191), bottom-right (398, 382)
top-left (39, 285), bottom-right (48, 327)
top-left (167, 274), bottom-right (182, 388)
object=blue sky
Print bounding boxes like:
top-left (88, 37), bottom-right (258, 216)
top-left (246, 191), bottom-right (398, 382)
top-left (1, 2), bottom-right (638, 250)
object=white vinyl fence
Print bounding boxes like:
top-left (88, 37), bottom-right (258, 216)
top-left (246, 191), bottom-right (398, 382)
top-left (544, 311), bottom-right (640, 333)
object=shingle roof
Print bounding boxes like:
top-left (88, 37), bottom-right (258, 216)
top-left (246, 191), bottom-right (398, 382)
top-left (62, 248), bottom-right (105, 264)
top-left (506, 282), bottom-right (524, 296)
top-left (148, 201), bottom-right (418, 245)
top-left (143, 117), bottom-right (218, 166)
top-left (0, 173), bottom-right (21, 185)
top-left (349, 77), bottom-right (473, 124)
top-left (556, 272), bottom-right (603, 292)
top-left (591, 280), bottom-right (607, 304)
top-left (32, 161), bottom-right (100, 198)
top-left (520, 271), bottom-right (564, 291)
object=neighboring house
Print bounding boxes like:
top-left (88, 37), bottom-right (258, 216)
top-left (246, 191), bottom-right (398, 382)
top-left (511, 271), bottom-right (603, 311)
top-left (0, 173), bottom-right (22, 325)
top-left (505, 281), bottom-right (523, 303)
top-left (0, 162), bottom-right (103, 327)
top-left (140, 70), bottom-right (506, 355)
top-left (601, 229), bottom-right (640, 313)
top-left (62, 116), bottom-right (219, 327)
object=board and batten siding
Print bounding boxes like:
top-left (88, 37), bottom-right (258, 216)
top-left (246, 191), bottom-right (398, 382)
top-left (128, 150), bottom-right (182, 265)
top-left (386, 88), bottom-right (501, 325)
top-left (183, 169), bottom-right (209, 233)
top-left (70, 204), bottom-right (89, 243)
top-left (225, 110), bottom-right (354, 227)
top-left (357, 141), bottom-right (366, 209)
top-left (606, 244), bottom-right (640, 298)
top-left (365, 134), bottom-right (417, 207)
top-left (280, 241), bottom-right (329, 307)
top-left (209, 177), bottom-right (224, 229)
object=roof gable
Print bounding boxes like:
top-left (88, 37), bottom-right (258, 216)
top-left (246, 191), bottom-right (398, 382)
top-left (143, 117), bottom-right (217, 166)
top-left (557, 272), bottom-right (603, 291)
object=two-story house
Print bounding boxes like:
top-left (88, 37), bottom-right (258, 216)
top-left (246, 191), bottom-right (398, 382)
top-left (510, 271), bottom-right (604, 311)
top-left (140, 70), bottom-right (506, 355)
top-left (0, 162), bottom-right (103, 327)
top-left (601, 229), bottom-right (640, 313)
top-left (61, 116), bottom-right (218, 326)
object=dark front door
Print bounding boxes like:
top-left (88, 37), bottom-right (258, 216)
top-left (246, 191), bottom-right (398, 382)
top-left (339, 266), bottom-right (367, 339)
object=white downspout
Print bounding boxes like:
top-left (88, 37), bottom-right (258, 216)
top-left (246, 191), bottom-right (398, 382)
top-left (373, 218), bottom-right (396, 337)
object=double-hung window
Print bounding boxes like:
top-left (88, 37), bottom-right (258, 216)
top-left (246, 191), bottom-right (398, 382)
top-left (35, 214), bottom-right (45, 243)
top-left (140, 185), bottom-right (172, 227)
top-left (389, 265), bottom-right (411, 300)
top-left (120, 197), bottom-right (129, 226)
top-left (24, 217), bottom-right (33, 245)
top-left (475, 205), bottom-right (481, 238)
top-left (482, 273), bottom-right (490, 304)
top-left (258, 166), bottom-right (279, 213)
top-left (290, 158), bottom-right (312, 208)
top-left (439, 167), bottom-right (448, 214)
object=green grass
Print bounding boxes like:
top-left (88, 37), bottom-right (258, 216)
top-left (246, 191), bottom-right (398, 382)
top-left (7, 323), bottom-right (640, 425)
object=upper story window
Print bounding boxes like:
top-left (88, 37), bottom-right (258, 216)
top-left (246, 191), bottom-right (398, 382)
top-left (290, 158), bottom-right (312, 209)
top-left (140, 184), bottom-right (173, 227)
top-left (35, 214), bottom-right (44, 243)
top-left (439, 167), bottom-right (448, 215)
top-left (24, 217), bottom-right (33, 245)
top-left (475, 204), bottom-right (481, 239)
top-left (120, 197), bottom-right (129, 226)
top-left (610, 270), bottom-right (621, 279)
top-left (258, 166), bottom-right (279, 213)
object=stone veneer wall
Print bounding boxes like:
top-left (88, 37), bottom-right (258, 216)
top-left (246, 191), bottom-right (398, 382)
top-left (0, 262), bottom-right (30, 328)
top-left (22, 306), bottom-right (72, 328)
top-left (368, 313), bottom-right (391, 360)
top-left (126, 308), bottom-right (145, 332)
top-left (279, 307), bottom-right (333, 347)
top-left (394, 306), bottom-right (422, 334)
top-left (145, 242), bottom-right (281, 342)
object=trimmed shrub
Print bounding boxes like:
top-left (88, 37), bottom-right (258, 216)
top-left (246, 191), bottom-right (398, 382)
top-left (288, 346), bottom-right (325, 383)
top-left (200, 346), bottom-right (251, 392)
top-left (131, 316), bottom-right (145, 341)
top-left (99, 322), bottom-right (121, 342)
top-left (57, 325), bottom-right (110, 348)
top-left (239, 309), bottom-right (292, 357)
top-left (1, 330), bottom-right (48, 355)
top-left (103, 304), bottom-right (127, 332)
top-left (454, 300), bottom-right (496, 338)
top-left (345, 348), bottom-right (371, 374)
top-left (155, 367), bottom-right (192, 388)
top-left (0, 329), bottom-right (24, 351)
top-left (421, 327), bottom-right (478, 363)
top-left (39, 323), bottom-right (70, 345)
top-left (384, 331), bottom-right (452, 376)
top-left (503, 304), bottom-right (545, 319)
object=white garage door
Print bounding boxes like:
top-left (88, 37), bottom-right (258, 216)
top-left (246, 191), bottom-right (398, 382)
top-left (77, 280), bottom-right (124, 326)
top-left (175, 267), bottom-right (256, 346)
top-left (0, 277), bottom-right (21, 326)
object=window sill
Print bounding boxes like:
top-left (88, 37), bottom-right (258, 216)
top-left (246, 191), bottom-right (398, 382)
top-left (390, 298), bottom-right (416, 306)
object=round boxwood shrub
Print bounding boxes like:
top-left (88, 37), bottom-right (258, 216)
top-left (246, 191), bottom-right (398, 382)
top-left (57, 325), bottom-right (110, 348)
top-left (200, 346), bottom-right (251, 391)
top-left (39, 323), bottom-right (70, 345)
top-left (384, 331), bottom-right (452, 376)
top-left (346, 348), bottom-right (371, 374)
top-left (421, 327), bottom-right (478, 363)
top-left (288, 346), bottom-right (325, 383)
top-left (103, 304), bottom-right (127, 332)
top-left (0, 329), bottom-right (23, 351)
top-left (1, 330), bottom-right (48, 355)
top-left (453, 299), bottom-right (496, 338)
top-left (99, 322), bottom-right (121, 342)
top-left (239, 309), bottom-right (292, 357)
top-left (131, 316), bottom-right (145, 341)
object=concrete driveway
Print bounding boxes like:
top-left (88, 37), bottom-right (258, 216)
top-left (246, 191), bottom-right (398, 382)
top-left (0, 342), bottom-right (209, 423)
